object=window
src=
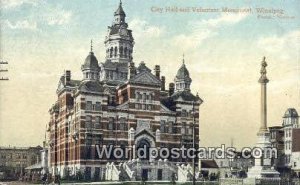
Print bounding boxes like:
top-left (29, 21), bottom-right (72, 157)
top-left (182, 110), bottom-right (187, 117)
top-left (95, 102), bottom-right (101, 111)
top-left (95, 116), bottom-right (101, 129)
top-left (110, 47), bottom-right (113, 58)
top-left (114, 47), bottom-right (117, 57)
top-left (108, 118), bottom-right (114, 130)
top-left (160, 120), bottom-right (168, 133)
top-left (86, 101), bottom-right (92, 110)
top-left (86, 116), bottom-right (92, 130)
top-left (120, 46), bottom-right (123, 57)
top-left (95, 136), bottom-right (101, 145)
top-left (181, 122), bottom-right (186, 134)
top-left (168, 122), bottom-right (173, 133)
top-left (119, 118), bottom-right (126, 130)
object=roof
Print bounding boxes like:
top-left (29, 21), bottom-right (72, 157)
top-left (82, 52), bottom-right (99, 70)
top-left (108, 25), bottom-right (133, 40)
top-left (283, 108), bottom-right (299, 118)
top-left (269, 126), bottom-right (283, 130)
top-left (161, 90), bottom-right (202, 111)
top-left (25, 162), bottom-right (42, 170)
top-left (114, 1), bottom-right (125, 16)
top-left (201, 160), bottom-right (219, 168)
top-left (175, 63), bottom-right (191, 81)
top-left (137, 61), bottom-right (151, 73)
top-left (77, 81), bottom-right (104, 93)
top-left (128, 70), bottom-right (161, 87)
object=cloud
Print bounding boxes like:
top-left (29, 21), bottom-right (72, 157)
top-left (257, 30), bottom-right (300, 54)
top-left (200, 12), bottom-right (249, 28)
top-left (46, 9), bottom-right (72, 26)
top-left (172, 13), bottom-right (249, 51)
top-left (129, 18), bottom-right (164, 40)
top-left (0, 0), bottom-right (39, 9)
top-left (1, 1), bottom-right (73, 29)
top-left (2, 19), bottom-right (37, 30)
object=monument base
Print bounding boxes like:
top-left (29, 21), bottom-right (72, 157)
top-left (244, 131), bottom-right (281, 184)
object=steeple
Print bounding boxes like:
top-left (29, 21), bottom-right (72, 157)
top-left (104, 1), bottom-right (134, 63)
top-left (114, 0), bottom-right (126, 24)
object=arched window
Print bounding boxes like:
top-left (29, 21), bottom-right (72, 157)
top-left (124, 47), bottom-right (127, 58)
top-left (114, 47), bottom-right (117, 57)
top-left (120, 46), bottom-right (123, 57)
top-left (110, 47), bottom-right (113, 58)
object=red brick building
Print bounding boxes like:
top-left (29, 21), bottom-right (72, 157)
top-left (48, 1), bottom-right (202, 180)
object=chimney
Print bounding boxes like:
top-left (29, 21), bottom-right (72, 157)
top-left (161, 76), bottom-right (166, 91)
top-left (128, 62), bottom-right (135, 79)
top-left (154, 65), bottom-right (160, 79)
top-left (65, 70), bottom-right (71, 84)
top-left (169, 83), bottom-right (174, 96)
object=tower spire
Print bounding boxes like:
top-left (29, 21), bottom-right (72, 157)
top-left (90, 39), bottom-right (93, 52)
top-left (182, 53), bottom-right (185, 64)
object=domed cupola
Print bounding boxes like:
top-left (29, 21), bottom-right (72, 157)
top-left (81, 41), bottom-right (100, 81)
top-left (174, 55), bottom-right (192, 92)
top-left (282, 108), bottom-right (299, 127)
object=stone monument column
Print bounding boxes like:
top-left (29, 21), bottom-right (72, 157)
top-left (259, 57), bottom-right (269, 133)
top-left (245, 57), bottom-right (280, 183)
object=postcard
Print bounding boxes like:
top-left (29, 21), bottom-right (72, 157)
top-left (0, 0), bottom-right (299, 184)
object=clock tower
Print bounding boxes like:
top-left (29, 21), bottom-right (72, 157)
top-left (104, 0), bottom-right (134, 63)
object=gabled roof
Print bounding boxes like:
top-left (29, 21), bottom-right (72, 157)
top-left (128, 70), bottom-right (161, 87)
top-left (57, 76), bottom-right (80, 94)
top-left (137, 62), bottom-right (151, 73)
top-left (78, 81), bottom-right (105, 93)
top-left (135, 129), bottom-right (155, 140)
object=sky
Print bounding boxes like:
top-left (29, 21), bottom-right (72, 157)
top-left (0, 0), bottom-right (299, 149)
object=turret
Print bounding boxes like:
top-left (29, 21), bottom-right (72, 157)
top-left (81, 41), bottom-right (100, 81)
top-left (283, 108), bottom-right (299, 127)
top-left (174, 55), bottom-right (192, 92)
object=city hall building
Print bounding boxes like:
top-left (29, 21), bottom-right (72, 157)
top-left (48, 1), bottom-right (202, 181)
